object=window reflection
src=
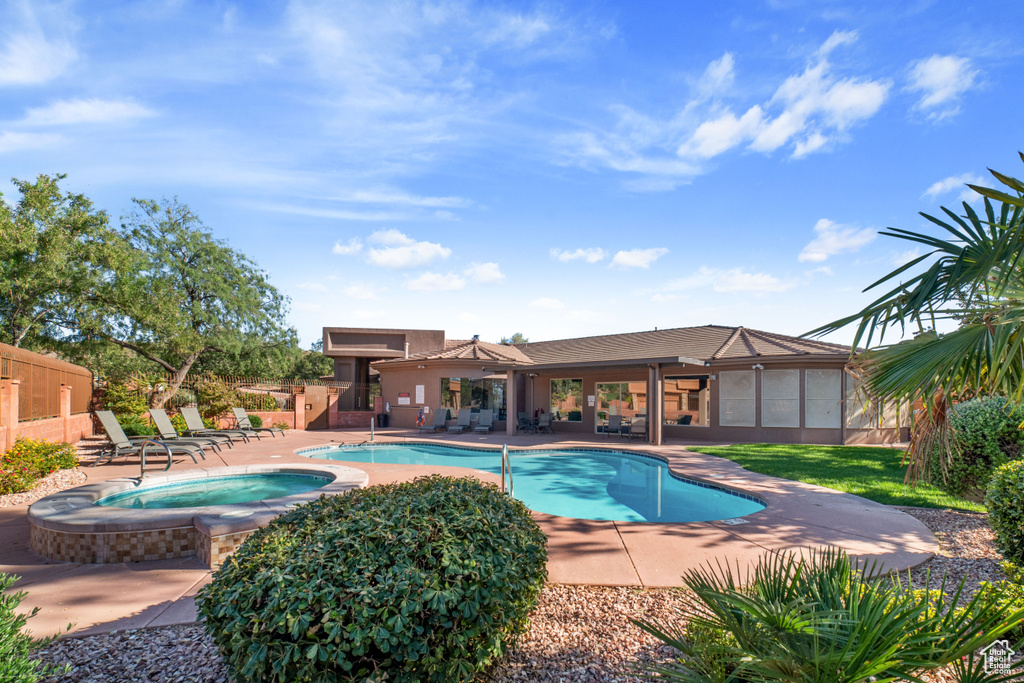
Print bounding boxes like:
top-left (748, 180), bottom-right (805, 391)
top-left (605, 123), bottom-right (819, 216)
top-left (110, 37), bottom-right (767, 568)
top-left (440, 377), bottom-right (507, 420)
top-left (662, 376), bottom-right (709, 426)
top-left (550, 379), bottom-right (583, 421)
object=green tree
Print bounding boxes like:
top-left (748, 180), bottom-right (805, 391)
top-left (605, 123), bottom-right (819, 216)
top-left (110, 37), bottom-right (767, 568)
top-left (76, 198), bottom-right (291, 407)
top-left (811, 154), bottom-right (1024, 480)
top-left (500, 332), bottom-right (528, 344)
top-left (0, 174), bottom-right (121, 348)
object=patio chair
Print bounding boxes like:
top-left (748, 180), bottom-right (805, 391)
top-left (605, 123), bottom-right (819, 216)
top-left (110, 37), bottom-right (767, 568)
top-left (473, 409), bottom-right (494, 433)
top-left (180, 406), bottom-right (255, 443)
top-left (678, 414), bottom-right (693, 425)
top-left (232, 407), bottom-right (285, 438)
top-left (419, 409), bottom-right (448, 433)
top-left (628, 417), bottom-right (648, 441)
top-left (600, 414), bottom-right (622, 437)
top-left (536, 413), bottom-right (554, 434)
top-left (448, 408), bottom-right (473, 434)
top-left (93, 410), bottom-right (204, 467)
top-left (515, 412), bottom-right (536, 434)
top-left (149, 408), bottom-right (229, 452)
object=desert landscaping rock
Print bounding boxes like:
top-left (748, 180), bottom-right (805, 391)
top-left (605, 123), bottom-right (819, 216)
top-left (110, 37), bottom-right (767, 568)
top-left (35, 507), bottom-right (1019, 683)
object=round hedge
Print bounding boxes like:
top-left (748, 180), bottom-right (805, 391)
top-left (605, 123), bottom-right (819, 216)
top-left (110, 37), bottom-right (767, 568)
top-left (198, 475), bottom-right (548, 683)
top-left (932, 397), bottom-right (1024, 497)
top-left (986, 460), bottom-right (1024, 565)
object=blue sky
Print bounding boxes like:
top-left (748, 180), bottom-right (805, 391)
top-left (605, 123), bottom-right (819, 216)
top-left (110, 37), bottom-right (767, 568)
top-left (2, 0), bottom-right (1022, 348)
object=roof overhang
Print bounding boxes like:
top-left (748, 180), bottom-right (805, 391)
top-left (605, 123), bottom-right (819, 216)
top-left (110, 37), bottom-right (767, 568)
top-left (485, 356), bottom-right (709, 372)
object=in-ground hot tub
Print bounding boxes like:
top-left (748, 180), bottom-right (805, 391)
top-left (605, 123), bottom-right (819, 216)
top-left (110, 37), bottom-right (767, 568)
top-left (28, 464), bottom-right (368, 568)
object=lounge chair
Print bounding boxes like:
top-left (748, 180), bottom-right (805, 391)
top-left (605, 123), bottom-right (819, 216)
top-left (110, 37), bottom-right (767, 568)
top-left (93, 410), bottom-right (204, 467)
top-left (232, 407), bottom-right (285, 438)
top-left (473, 409), bottom-right (494, 433)
top-left (419, 409), bottom-right (448, 433)
top-left (180, 407), bottom-right (255, 443)
top-left (448, 408), bottom-right (472, 434)
top-left (601, 414), bottom-right (622, 437)
top-left (628, 417), bottom-right (648, 441)
top-left (678, 414), bottom-right (693, 425)
top-left (150, 408), bottom-right (229, 452)
top-left (536, 413), bottom-right (553, 434)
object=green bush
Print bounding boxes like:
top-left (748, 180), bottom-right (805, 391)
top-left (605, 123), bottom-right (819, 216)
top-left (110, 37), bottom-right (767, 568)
top-left (972, 562), bottom-right (1024, 642)
top-left (197, 375), bottom-right (236, 420)
top-left (0, 573), bottom-right (69, 682)
top-left (986, 459), bottom-right (1024, 564)
top-left (933, 397), bottom-right (1024, 497)
top-left (101, 382), bottom-right (148, 417)
top-left (198, 476), bottom-right (547, 683)
top-left (272, 421), bottom-right (289, 431)
top-left (117, 414), bottom-right (156, 437)
top-left (246, 414), bottom-right (263, 428)
top-left (235, 391), bottom-right (277, 412)
top-left (0, 439), bottom-right (79, 496)
top-left (635, 547), bottom-right (1024, 682)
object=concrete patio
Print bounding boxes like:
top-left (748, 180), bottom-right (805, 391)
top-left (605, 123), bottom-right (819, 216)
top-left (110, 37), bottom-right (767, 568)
top-left (0, 427), bottom-right (938, 638)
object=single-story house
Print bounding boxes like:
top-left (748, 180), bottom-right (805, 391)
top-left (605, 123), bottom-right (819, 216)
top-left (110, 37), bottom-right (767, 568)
top-left (322, 325), bottom-right (908, 445)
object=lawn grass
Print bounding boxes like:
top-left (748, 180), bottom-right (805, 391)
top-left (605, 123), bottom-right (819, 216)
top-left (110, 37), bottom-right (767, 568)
top-left (690, 443), bottom-right (985, 512)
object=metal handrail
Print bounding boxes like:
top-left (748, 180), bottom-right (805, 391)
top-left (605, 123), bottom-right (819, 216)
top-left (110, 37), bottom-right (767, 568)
top-left (500, 444), bottom-right (514, 497)
top-left (138, 440), bottom-right (173, 476)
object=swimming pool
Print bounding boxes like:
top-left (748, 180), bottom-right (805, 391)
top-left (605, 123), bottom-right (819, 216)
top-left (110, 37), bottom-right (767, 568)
top-left (302, 444), bottom-right (765, 523)
top-left (96, 473), bottom-right (332, 509)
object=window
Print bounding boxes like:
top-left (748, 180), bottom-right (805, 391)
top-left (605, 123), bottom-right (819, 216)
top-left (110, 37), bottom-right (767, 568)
top-left (805, 369), bottom-right (841, 429)
top-left (762, 369), bottom-right (800, 428)
top-left (719, 371), bottom-right (755, 427)
top-left (845, 374), bottom-right (877, 429)
top-left (550, 379), bottom-right (583, 421)
top-left (440, 377), bottom-right (506, 419)
top-left (663, 376), bottom-right (708, 426)
top-left (596, 381), bottom-right (646, 432)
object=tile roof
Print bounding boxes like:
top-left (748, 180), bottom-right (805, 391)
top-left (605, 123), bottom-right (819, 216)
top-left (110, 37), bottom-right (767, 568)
top-left (515, 325), bottom-right (849, 366)
top-left (378, 338), bottom-right (534, 365)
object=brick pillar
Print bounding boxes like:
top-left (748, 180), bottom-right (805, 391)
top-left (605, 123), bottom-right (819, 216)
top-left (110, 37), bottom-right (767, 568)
top-left (1, 380), bottom-right (21, 450)
top-left (328, 392), bottom-right (339, 430)
top-left (61, 385), bottom-right (73, 443)
top-left (506, 370), bottom-right (517, 436)
top-left (294, 392), bottom-right (306, 431)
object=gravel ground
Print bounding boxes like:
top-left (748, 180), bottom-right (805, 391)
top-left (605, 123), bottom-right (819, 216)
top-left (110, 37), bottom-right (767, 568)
top-left (0, 438), bottom-right (109, 509)
top-left (33, 507), bottom-right (1022, 683)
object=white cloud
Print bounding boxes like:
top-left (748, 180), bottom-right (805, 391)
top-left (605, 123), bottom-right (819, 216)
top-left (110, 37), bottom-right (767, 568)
top-left (0, 130), bottom-right (60, 153)
top-left (908, 55), bottom-right (978, 119)
top-left (22, 99), bottom-right (155, 126)
top-left (798, 218), bottom-right (876, 263)
top-left (817, 30), bottom-right (858, 57)
top-left (610, 247), bottom-right (668, 269)
top-left (550, 247), bottom-right (607, 263)
top-left (0, 3), bottom-right (77, 86)
top-left (661, 266), bottom-right (794, 294)
top-left (530, 297), bottom-right (564, 310)
top-left (923, 173), bottom-right (986, 202)
top-left (678, 106), bottom-right (764, 158)
top-left (333, 188), bottom-right (473, 209)
top-left (366, 229), bottom-right (451, 268)
top-left (342, 283), bottom-right (379, 300)
top-left (697, 52), bottom-right (735, 97)
top-left (406, 272), bottom-right (465, 291)
top-left (480, 11), bottom-right (552, 48)
top-left (894, 248), bottom-right (922, 266)
top-left (332, 238), bottom-right (363, 255)
top-left (295, 282), bottom-right (328, 292)
top-left (465, 262), bottom-right (505, 283)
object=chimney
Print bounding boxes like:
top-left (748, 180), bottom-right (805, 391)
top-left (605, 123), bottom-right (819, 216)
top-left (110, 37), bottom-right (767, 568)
top-left (472, 334), bottom-right (480, 341)
top-left (404, 341), bottom-right (409, 358)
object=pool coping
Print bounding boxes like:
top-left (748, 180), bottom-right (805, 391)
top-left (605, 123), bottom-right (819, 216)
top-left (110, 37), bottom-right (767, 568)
top-left (26, 463), bottom-right (369, 567)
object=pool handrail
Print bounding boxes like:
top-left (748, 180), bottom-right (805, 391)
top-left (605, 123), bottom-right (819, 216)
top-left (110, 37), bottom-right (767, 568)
top-left (138, 439), bottom-right (174, 476)
top-left (500, 444), bottom-right (514, 497)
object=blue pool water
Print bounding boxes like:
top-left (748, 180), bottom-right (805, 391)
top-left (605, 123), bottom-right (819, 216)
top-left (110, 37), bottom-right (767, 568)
top-left (305, 444), bottom-right (764, 523)
top-left (96, 473), bottom-right (331, 509)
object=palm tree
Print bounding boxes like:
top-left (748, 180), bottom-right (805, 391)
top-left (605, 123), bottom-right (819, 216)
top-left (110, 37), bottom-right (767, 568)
top-left (809, 153), bottom-right (1024, 481)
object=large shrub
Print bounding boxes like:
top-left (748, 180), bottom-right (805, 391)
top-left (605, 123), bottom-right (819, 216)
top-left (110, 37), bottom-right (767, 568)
top-left (0, 439), bottom-right (79, 495)
top-left (932, 397), bottom-right (1024, 497)
top-left (0, 573), bottom-right (69, 682)
top-left (196, 375), bottom-right (236, 420)
top-left (636, 547), bottom-right (1024, 682)
top-left (235, 391), bottom-right (277, 412)
top-left (198, 476), bottom-right (547, 683)
top-left (986, 459), bottom-right (1024, 565)
top-left (101, 381), bottom-right (149, 417)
